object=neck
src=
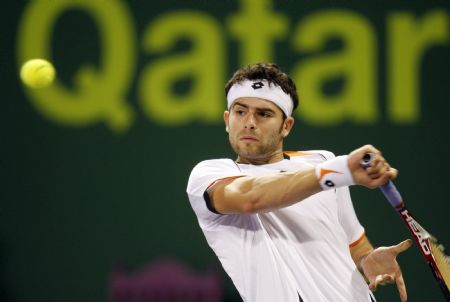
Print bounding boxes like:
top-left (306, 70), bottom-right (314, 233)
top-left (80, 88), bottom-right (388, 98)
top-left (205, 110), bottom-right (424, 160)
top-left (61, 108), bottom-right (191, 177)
top-left (236, 150), bottom-right (285, 165)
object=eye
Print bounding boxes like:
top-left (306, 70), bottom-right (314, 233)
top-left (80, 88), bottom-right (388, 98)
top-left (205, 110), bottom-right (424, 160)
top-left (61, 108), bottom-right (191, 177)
top-left (234, 108), bottom-right (246, 116)
top-left (259, 111), bottom-right (272, 118)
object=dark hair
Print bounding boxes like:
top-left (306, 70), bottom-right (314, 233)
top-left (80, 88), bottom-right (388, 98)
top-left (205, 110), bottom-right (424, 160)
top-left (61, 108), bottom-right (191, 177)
top-left (225, 63), bottom-right (299, 111)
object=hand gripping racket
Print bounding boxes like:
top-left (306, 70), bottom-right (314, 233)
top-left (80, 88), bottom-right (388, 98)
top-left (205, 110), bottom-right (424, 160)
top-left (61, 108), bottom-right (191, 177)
top-left (362, 154), bottom-right (450, 301)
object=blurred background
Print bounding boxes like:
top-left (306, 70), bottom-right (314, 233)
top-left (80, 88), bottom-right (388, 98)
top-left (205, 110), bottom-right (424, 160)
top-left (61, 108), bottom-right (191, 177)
top-left (1, 0), bottom-right (449, 301)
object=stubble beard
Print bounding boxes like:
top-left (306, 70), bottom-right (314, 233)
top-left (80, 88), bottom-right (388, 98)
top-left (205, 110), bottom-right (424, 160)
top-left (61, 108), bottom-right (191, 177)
top-left (230, 130), bottom-right (283, 163)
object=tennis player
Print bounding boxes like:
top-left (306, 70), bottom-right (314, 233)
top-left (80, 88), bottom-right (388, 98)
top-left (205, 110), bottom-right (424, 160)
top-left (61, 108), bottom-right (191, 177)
top-left (187, 63), bottom-right (411, 302)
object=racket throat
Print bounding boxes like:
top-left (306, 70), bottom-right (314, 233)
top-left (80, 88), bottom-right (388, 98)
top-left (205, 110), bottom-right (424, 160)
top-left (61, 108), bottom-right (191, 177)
top-left (398, 207), bottom-right (432, 256)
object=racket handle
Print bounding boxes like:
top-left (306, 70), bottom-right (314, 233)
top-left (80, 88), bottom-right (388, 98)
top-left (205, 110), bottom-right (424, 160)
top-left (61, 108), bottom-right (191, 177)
top-left (361, 153), bottom-right (404, 208)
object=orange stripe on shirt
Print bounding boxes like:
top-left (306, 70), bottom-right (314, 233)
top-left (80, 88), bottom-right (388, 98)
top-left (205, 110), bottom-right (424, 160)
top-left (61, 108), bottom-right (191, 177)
top-left (283, 151), bottom-right (309, 157)
top-left (349, 231), bottom-right (366, 248)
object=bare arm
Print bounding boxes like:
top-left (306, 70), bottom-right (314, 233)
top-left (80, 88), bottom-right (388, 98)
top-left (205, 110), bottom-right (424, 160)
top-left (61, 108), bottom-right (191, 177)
top-left (209, 168), bottom-right (321, 214)
top-left (209, 145), bottom-right (397, 214)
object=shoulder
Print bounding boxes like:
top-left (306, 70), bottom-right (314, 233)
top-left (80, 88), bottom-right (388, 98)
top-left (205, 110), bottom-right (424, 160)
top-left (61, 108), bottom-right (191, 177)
top-left (304, 150), bottom-right (335, 161)
top-left (187, 158), bottom-right (244, 219)
top-left (187, 158), bottom-right (242, 193)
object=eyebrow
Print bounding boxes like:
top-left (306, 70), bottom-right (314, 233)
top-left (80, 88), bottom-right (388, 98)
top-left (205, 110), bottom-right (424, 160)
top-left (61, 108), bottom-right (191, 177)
top-left (233, 102), bottom-right (276, 114)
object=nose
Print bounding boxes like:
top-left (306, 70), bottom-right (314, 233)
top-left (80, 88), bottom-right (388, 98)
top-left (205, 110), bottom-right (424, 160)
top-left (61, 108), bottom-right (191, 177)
top-left (244, 113), bottom-right (256, 129)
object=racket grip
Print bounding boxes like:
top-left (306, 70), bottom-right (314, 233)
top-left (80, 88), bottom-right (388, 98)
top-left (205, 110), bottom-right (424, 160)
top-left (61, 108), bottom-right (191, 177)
top-left (379, 181), bottom-right (403, 208)
top-left (361, 153), bottom-right (404, 208)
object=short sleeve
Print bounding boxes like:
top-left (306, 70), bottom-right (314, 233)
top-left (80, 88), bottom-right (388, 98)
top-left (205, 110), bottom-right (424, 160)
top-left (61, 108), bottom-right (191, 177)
top-left (186, 159), bottom-right (244, 227)
top-left (336, 186), bottom-right (365, 245)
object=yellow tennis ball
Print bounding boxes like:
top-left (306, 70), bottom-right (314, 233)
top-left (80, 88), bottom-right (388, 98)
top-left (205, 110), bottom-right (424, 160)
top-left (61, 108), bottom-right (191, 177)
top-left (20, 59), bottom-right (56, 89)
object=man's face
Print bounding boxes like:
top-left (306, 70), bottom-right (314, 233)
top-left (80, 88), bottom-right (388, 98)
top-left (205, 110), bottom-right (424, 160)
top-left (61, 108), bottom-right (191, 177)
top-left (224, 97), bottom-right (294, 164)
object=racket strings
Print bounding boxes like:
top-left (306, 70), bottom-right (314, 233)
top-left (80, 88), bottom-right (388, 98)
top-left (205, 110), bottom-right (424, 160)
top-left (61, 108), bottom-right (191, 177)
top-left (429, 239), bottom-right (450, 289)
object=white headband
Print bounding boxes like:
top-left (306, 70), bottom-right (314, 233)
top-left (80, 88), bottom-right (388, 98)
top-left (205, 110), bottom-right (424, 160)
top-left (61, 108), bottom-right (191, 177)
top-left (226, 79), bottom-right (293, 117)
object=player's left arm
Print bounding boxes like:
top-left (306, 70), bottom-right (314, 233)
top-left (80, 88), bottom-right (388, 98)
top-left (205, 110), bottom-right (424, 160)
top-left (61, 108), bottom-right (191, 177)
top-left (350, 234), bottom-right (413, 302)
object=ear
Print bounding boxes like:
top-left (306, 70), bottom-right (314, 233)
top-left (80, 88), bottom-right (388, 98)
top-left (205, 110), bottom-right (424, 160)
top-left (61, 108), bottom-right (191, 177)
top-left (281, 116), bottom-right (295, 138)
top-left (224, 111), bottom-right (230, 133)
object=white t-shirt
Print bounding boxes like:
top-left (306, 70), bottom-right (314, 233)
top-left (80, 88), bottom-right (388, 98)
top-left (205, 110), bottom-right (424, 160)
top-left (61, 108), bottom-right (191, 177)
top-left (186, 151), bottom-right (375, 302)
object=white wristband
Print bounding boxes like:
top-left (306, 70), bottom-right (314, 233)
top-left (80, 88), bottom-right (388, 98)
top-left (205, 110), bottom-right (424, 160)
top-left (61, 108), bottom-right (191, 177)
top-left (315, 155), bottom-right (354, 190)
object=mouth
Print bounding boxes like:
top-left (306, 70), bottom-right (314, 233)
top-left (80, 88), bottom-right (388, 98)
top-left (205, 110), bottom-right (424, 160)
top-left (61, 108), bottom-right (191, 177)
top-left (240, 136), bottom-right (258, 142)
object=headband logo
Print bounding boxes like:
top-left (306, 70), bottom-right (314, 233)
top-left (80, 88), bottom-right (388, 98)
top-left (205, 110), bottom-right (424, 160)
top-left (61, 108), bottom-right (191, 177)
top-left (251, 82), bottom-right (264, 89)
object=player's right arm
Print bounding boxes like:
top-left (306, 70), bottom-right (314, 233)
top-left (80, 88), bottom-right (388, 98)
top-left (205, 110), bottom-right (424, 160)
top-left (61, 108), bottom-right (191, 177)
top-left (207, 168), bottom-right (322, 214)
top-left (208, 145), bottom-right (397, 215)
top-left (208, 168), bottom-right (321, 214)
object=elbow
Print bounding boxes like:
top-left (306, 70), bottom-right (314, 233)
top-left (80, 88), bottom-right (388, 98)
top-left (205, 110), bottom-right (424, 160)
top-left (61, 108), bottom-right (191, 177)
top-left (224, 180), bottom-right (267, 214)
top-left (240, 201), bottom-right (257, 214)
top-left (239, 195), bottom-right (264, 214)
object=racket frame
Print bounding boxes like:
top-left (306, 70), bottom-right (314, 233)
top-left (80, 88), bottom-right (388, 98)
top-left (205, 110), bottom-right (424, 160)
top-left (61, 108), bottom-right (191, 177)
top-left (361, 153), bottom-right (450, 300)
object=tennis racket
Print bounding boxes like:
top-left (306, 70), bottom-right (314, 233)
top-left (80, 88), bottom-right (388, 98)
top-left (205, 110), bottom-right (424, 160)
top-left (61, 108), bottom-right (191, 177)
top-left (362, 154), bottom-right (450, 301)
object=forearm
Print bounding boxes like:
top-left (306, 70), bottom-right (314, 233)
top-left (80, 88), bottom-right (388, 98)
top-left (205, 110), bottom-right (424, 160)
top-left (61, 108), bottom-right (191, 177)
top-left (215, 168), bottom-right (321, 214)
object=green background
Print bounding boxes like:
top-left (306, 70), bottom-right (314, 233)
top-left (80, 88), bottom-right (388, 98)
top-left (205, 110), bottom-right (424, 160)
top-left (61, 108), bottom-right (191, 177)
top-left (1, 1), bottom-right (449, 301)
